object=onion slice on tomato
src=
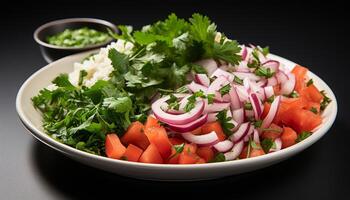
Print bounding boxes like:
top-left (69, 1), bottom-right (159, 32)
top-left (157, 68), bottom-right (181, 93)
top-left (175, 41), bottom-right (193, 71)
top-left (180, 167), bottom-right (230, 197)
top-left (224, 140), bottom-right (244, 160)
top-left (213, 140), bottom-right (234, 152)
top-left (261, 95), bottom-right (281, 129)
top-left (152, 95), bottom-right (205, 125)
top-left (182, 130), bottom-right (218, 145)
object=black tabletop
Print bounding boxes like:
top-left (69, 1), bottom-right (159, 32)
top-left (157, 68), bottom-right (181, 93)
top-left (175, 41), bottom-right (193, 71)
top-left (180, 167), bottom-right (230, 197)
top-left (0, 1), bottom-right (348, 199)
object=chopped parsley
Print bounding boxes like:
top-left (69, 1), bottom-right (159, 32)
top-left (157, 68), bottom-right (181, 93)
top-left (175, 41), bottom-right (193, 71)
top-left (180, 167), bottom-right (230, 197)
top-left (310, 107), bottom-right (318, 114)
top-left (209, 152), bottom-right (226, 163)
top-left (255, 67), bottom-right (275, 78)
top-left (168, 143), bottom-right (185, 159)
top-left (284, 90), bottom-right (299, 98)
top-left (296, 131), bottom-right (312, 143)
top-left (244, 102), bottom-right (253, 110)
top-left (261, 138), bottom-right (275, 153)
top-left (233, 76), bottom-right (243, 85)
top-left (266, 95), bottom-right (275, 103)
top-left (167, 94), bottom-right (180, 110)
top-left (207, 94), bottom-right (215, 104)
top-left (216, 109), bottom-right (235, 136)
top-left (306, 79), bottom-right (314, 87)
top-left (320, 90), bottom-right (332, 111)
top-left (184, 90), bottom-right (206, 112)
top-left (219, 84), bottom-right (231, 96)
top-left (253, 119), bottom-right (263, 128)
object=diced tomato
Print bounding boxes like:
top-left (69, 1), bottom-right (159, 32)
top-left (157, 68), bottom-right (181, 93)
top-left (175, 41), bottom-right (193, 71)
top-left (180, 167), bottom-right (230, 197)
top-left (261, 123), bottom-right (283, 140)
top-left (191, 126), bottom-right (203, 135)
top-left (122, 144), bottom-right (143, 162)
top-left (144, 126), bottom-right (172, 159)
top-left (184, 143), bottom-right (198, 153)
top-left (261, 102), bottom-right (271, 119)
top-left (281, 108), bottom-right (322, 133)
top-left (178, 146), bottom-right (200, 164)
top-left (105, 134), bottom-right (126, 159)
top-left (144, 115), bottom-right (161, 130)
top-left (121, 121), bottom-right (150, 150)
top-left (280, 127), bottom-right (298, 149)
top-left (301, 84), bottom-right (323, 103)
top-left (196, 158), bottom-right (206, 164)
top-left (305, 101), bottom-right (321, 114)
top-left (274, 97), bottom-right (308, 125)
top-left (169, 137), bottom-right (185, 145)
top-left (239, 144), bottom-right (265, 159)
top-left (291, 65), bottom-right (308, 93)
top-left (139, 144), bottom-right (163, 164)
top-left (201, 121), bottom-right (226, 141)
top-left (196, 146), bottom-right (214, 162)
top-left (167, 148), bottom-right (180, 164)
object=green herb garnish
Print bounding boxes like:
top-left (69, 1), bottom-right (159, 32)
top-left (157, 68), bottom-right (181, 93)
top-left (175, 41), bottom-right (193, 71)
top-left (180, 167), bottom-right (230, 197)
top-left (209, 152), bottom-right (226, 163)
top-left (216, 109), bottom-right (235, 136)
top-left (261, 138), bottom-right (274, 153)
top-left (320, 90), bottom-right (332, 111)
top-left (219, 84), bottom-right (231, 96)
top-left (296, 131), bottom-right (312, 143)
top-left (306, 79), bottom-right (314, 86)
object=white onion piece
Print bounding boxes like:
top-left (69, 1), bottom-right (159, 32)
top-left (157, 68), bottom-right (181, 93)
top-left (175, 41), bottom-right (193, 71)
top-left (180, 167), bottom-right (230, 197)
top-left (232, 108), bottom-right (244, 125)
top-left (224, 140), bottom-right (244, 160)
top-left (264, 86), bottom-right (274, 98)
top-left (280, 73), bottom-right (296, 95)
top-left (182, 130), bottom-right (218, 145)
top-left (235, 86), bottom-right (249, 102)
top-left (230, 122), bottom-right (250, 142)
top-left (267, 77), bottom-right (278, 86)
top-left (195, 59), bottom-right (218, 76)
top-left (194, 74), bottom-right (210, 87)
top-left (152, 96), bottom-right (205, 125)
top-left (270, 138), bottom-right (282, 152)
top-left (204, 102), bottom-right (230, 113)
top-left (275, 71), bottom-right (288, 84)
top-left (249, 93), bottom-right (263, 120)
top-left (262, 60), bottom-right (280, 72)
top-left (211, 68), bottom-right (234, 82)
top-left (214, 140), bottom-right (234, 152)
top-left (245, 110), bottom-right (254, 118)
top-left (187, 81), bottom-right (208, 94)
top-left (167, 114), bottom-right (208, 132)
top-left (229, 85), bottom-right (241, 110)
top-left (253, 129), bottom-right (260, 144)
top-left (243, 77), bottom-right (250, 89)
top-left (233, 72), bottom-right (260, 81)
top-left (207, 112), bottom-right (218, 122)
top-left (261, 96), bottom-right (281, 129)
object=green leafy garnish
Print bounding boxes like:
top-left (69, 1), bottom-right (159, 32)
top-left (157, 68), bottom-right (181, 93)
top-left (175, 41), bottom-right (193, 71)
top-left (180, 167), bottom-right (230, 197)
top-left (166, 94), bottom-right (180, 110)
top-left (266, 95), bottom-right (275, 103)
top-left (244, 102), bottom-right (253, 110)
top-left (261, 138), bottom-right (274, 153)
top-left (310, 107), bottom-right (318, 114)
top-left (78, 70), bottom-right (87, 86)
top-left (306, 79), bottom-right (314, 87)
top-left (320, 90), bottom-right (332, 111)
top-left (296, 131), bottom-right (312, 143)
top-left (209, 152), bottom-right (226, 163)
top-left (233, 76), bottom-right (243, 85)
top-left (253, 120), bottom-right (263, 128)
top-left (216, 109), bottom-right (235, 136)
top-left (219, 84), bottom-right (231, 96)
top-left (207, 94), bottom-right (215, 104)
top-left (255, 67), bottom-right (275, 78)
top-left (168, 143), bottom-right (185, 159)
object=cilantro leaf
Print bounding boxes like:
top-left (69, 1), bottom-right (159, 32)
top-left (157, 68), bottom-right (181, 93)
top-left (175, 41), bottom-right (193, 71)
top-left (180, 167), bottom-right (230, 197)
top-left (219, 84), bottom-right (231, 96)
top-left (261, 138), bottom-right (274, 153)
top-left (216, 109), bottom-right (235, 136)
top-left (52, 74), bottom-right (75, 90)
top-left (209, 152), bottom-right (226, 163)
top-left (320, 90), bottom-right (332, 111)
top-left (296, 131), bottom-right (312, 143)
top-left (307, 79), bottom-right (314, 87)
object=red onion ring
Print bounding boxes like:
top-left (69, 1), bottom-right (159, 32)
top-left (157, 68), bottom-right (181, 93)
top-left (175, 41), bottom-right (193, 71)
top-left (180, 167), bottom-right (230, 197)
top-left (211, 68), bottom-right (235, 82)
top-left (264, 86), bottom-right (274, 98)
top-left (167, 114), bottom-right (208, 132)
top-left (213, 140), bottom-right (234, 152)
top-left (230, 122), bottom-right (250, 142)
top-left (195, 59), bottom-right (218, 76)
top-left (229, 85), bottom-right (242, 110)
top-left (253, 129), bottom-right (260, 144)
top-left (187, 81), bottom-right (208, 94)
top-left (204, 102), bottom-right (230, 113)
top-left (207, 112), bottom-right (218, 122)
top-left (275, 71), bottom-right (288, 84)
top-left (262, 60), bottom-right (280, 72)
top-left (267, 77), bottom-right (278, 86)
top-left (280, 73), bottom-right (296, 95)
top-left (249, 93), bottom-right (263, 120)
top-left (152, 95), bottom-right (205, 125)
top-left (241, 45), bottom-right (248, 60)
top-left (224, 140), bottom-right (244, 160)
top-left (232, 108), bottom-right (244, 125)
top-left (194, 74), bottom-right (210, 87)
top-left (182, 130), bottom-right (218, 145)
top-left (261, 95), bottom-right (281, 129)
top-left (233, 72), bottom-right (260, 81)
top-left (270, 138), bottom-right (282, 152)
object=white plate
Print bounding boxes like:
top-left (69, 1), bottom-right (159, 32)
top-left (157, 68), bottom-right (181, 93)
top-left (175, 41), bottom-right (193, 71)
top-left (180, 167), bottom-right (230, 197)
top-left (16, 51), bottom-right (337, 181)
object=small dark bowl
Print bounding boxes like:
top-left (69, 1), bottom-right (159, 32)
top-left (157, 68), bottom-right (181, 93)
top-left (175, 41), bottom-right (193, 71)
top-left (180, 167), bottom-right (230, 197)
top-left (34, 18), bottom-right (118, 63)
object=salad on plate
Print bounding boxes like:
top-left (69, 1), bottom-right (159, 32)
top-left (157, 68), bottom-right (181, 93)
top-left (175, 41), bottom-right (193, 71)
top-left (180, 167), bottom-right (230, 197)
top-left (32, 13), bottom-right (331, 164)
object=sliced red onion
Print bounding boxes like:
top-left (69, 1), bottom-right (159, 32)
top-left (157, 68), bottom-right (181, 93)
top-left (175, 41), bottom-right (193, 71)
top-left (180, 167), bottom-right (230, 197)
top-left (182, 130), bottom-right (218, 145)
top-left (194, 74), bottom-right (210, 87)
top-left (232, 108), bottom-right (244, 125)
top-left (255, 88), bottom-right (266, 101)
top-left (226, 109), bottom-right (239, 128)
top-left (211, 68), bottom-right (234, 82)
top-left (230, 122), bottom-right (250, 142)
top-left (195, 59), bottom-right (218, 76)
top-left (224, 140), bottom-right (244, 160)
top-left (243, 77), bottom-right (250, 90)
top-left (241, 45), bottom-right (248, 60)
top-left (204, 102), bottom-right (230, 113)
top-left (213, 140), bottom-right (234, 152)
top-left (280, 73), bottom-right (296, 95)
top-left (270, 138), bottom-right (282, 152)
top-left (187, 81), bottom-right (208, 94)
top-left (256, 79), bottom-right (267, 87)
top-left (152, 96), bottom-right (205, 125)
top-left (275, 71), bottom-right (288, 84)
top-left (167, 114), bottom-right (208, 132)
top-left (235, 86), bottom-right (249, 102)
top-left (249, 93), bottom-right (263, 120)
top-left (253, 129), bottom-right (260, 144)
top-left (261, 95), bottom-right (281, 129)
top-left (264, 86), bottom-right (274, 98)
top-left (207, 112), bottom-right (218, 122)
top-left (267, 77), bottom-right (278, 86)
top-left (229, 85), bottom-right (241, 110)
top-left (243, 125), bottom-right (255, 142)
top-left (232, 72), bottom-right (260, 81)
top-left (262, 60), bottom-right (280, 72)
top-left (207, 76), bottom-right (230, 102)
top-left (235, 61), bottom-right (251, 72)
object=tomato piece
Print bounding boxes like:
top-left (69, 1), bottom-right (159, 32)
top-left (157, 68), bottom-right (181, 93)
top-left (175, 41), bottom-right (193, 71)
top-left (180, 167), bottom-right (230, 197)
top-left (122, 144), bottom-right (143, 162)
top-left (201, 121), bottom-right (226, 141)
top-left (280, 127), bottom-right (298, 148)
top-left (139, 144), bottom-right (163, 164)
top-left (239, 144), bottom-right (265, 159)
top-left (105, 134), bottom-right (126, 159)
top-left (144, 115), bottom-right (161, 130)
top-left (261, 123), bottom-right (283, 140)
top-left (281, 108), bottom-right (322, 133)
top-left (145, 126), bottom-right (172, 159)
top-left (196, 146), bottom-right (214, 162)
top-left (291, 65), bottom-right (308, 93)
top-left (121, 121), bottom-right (150, 150)
top-left (301, 84), bottom-right (323, 103)
top-left (169, 137), bottom-right (185, 145)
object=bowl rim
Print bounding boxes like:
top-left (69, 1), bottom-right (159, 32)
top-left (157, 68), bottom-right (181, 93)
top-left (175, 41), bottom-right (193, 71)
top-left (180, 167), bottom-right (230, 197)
top-left (33, 18), bottom-right (118, 50)
top-left (16, 51), bottom-right (338, 170)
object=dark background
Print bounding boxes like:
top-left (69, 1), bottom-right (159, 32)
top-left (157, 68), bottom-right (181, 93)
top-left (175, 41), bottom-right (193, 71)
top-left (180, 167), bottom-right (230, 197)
top-left (0, 0), bottom-right (348, 199)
